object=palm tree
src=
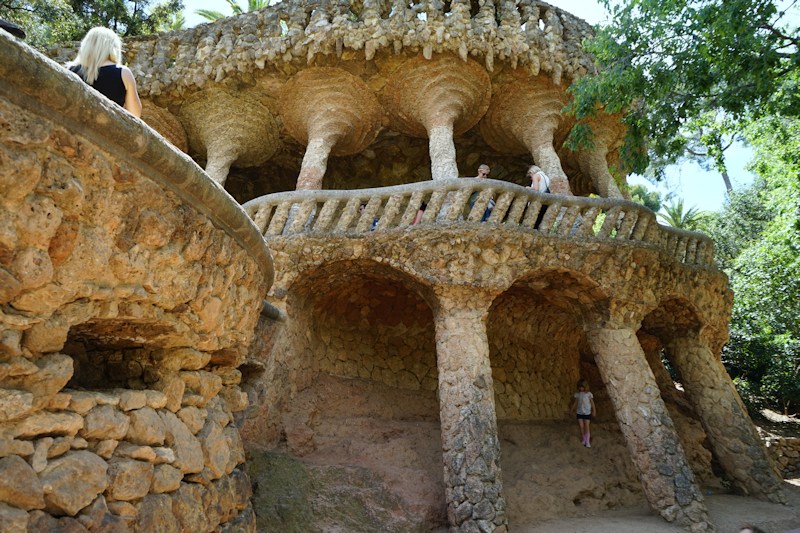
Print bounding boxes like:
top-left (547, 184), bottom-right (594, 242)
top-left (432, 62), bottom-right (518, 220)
top-left (658, 198), bottom-right (707, 231)
top-left (196, 0), bottom-right (271, 22)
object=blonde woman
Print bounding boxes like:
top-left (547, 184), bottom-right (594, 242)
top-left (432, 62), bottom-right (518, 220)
top-left (67, 27), bottom-right (142, 117)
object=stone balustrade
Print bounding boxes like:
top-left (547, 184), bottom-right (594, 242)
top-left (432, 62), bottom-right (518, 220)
top-left (243, 179), bottom-right (716, 268)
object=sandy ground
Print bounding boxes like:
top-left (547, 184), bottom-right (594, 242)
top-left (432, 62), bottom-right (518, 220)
top-left (527, 480), bottom-right (800, 533)
top-left (274, 375), bottom-right (800, 532)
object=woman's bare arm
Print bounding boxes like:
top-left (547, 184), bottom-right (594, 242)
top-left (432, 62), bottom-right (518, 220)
top-left (121, 66), bottom-right (142, 118)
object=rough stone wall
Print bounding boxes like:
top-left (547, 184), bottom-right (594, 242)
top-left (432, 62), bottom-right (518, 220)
top-left (310, 278), bottom-right (437, 392)
top-left (766, 437), bottom-right (800, 478)
top-left (0, 34), bottom-right (272, 532)
top-left (488, 291), bottom-right (581, 420)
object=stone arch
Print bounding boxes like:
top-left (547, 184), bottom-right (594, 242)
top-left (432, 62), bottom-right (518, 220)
top-left (486, 269), bottom-right (643, 523)
top-left (637, 297), bottom-right (731, 491)
top-left (487, 268), bottom-right (610, 422)
top-left (275, 259), bottom-right (446, 526)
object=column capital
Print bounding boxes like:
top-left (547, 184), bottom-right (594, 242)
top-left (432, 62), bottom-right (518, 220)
top-left (432, 285), bottom-right (498, 316)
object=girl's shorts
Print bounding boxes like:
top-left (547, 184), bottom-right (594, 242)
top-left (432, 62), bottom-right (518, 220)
top-left (576, 414), bottom-right (592, 420)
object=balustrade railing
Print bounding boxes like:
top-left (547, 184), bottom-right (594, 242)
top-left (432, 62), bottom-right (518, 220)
top-left (242, 179), bottom-right (715, 268)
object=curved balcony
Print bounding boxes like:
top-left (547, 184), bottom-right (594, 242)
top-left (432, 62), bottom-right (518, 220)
top-left (243, 179), bottom-right (715, 269)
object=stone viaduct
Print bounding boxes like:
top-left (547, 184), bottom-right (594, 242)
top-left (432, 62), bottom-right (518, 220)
top-left (0, 0), bottom-right (788, 531)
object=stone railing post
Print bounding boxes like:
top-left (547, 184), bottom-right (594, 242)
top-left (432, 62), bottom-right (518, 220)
top-left (585, 325), bottom-right (712, 530)
top-left (433, 287), bottom-right (507, 532)
top-left (664, 332), bottom-right (786, 504)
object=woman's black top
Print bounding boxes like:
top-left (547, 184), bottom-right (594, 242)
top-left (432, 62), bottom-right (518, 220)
top-left (70, 64), bottom-right (126, 107)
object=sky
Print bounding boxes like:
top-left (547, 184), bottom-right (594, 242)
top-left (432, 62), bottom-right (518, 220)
top-left (181, 0), bottom-right (763, 212)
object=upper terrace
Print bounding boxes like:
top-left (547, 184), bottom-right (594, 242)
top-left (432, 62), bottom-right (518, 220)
top-left (48, 0), bottom-right (621, 204)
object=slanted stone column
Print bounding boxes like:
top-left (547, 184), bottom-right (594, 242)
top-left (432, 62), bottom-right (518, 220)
top-left (586, 326), bottom-right (711, 530)
top-left (665, 333), bottom-right (786, 504)
top-left (572, 115), bottom-right (625, 199)
top-left (479, 79), bottom-right (573, 195)
top-left (433, 288), bottom-right (507, 532)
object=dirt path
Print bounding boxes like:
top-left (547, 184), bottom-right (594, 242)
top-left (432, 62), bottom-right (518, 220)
top-left (525, 480), bottom-right (800, 533)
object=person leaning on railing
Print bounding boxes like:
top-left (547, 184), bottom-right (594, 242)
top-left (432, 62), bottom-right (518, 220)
top-left (467, 164), bottom-right (494, 222)
top-left (526, 165), bottom-right (551, 229)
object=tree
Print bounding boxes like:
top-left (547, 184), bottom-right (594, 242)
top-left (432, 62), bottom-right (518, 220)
top-left (1, 0), bottom-right (183, 47)
top-left (658, 198), bottom-right (706, 230)
top-left (195, 0), bottom-right (269, 22)
top-left (628, 183), bottom-right (662, 212)
top-left (566, 0), bottom-right (800, 181)
top-left (68, 0), bottom-right (184, 37)
top-left (0, 0), bottom-right (78, 48)
top-left (713, 116), bottom-right (800, 413)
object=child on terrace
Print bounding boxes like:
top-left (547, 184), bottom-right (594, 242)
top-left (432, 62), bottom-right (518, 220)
top-left (570, 379), bottom-right (596, 447)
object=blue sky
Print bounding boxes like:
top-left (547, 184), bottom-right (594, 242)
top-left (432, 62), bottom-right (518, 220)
top-left (181, 0), bottom-right (770, 212)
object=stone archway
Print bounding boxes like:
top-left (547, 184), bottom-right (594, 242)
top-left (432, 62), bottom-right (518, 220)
top-left (264, 259), bottom-right (446, 528)
top-left (486, 270), bottom-right (643, 524)
top-left (640, 298), bottom-right (786, 503)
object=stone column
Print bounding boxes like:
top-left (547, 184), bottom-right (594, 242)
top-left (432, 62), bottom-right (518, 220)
top-left (428, 123), bottom-right (460, 181)
top-left (665, 333), bottom-right (786, 504)
top-left (383, 55), bottom-right (491, 182)
top-left (586, 326), bottom-right (711, 529)
top-left (434, 288), bottom-right (507, 532)
top-left (296, 135), bottom-right (336, 191)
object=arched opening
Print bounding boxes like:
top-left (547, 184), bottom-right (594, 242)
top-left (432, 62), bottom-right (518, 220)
top-left (259, 259), bottom-right (445, 528)
top-left (639, 298), bottom-right (725, 491)
top-left (488, 270), bottom-right (642, 524)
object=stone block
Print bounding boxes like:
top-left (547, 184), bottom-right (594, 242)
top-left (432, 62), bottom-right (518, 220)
top-left (171, 482), bottom-right (210, 531)
top-left (151, 464), bottom-right (182, 494)
top-left (117, 390), bottom-right (147, 411)
top-left (40, 450), bottom-right (108, 516)
top-left (154, 347), bottom-right (210, 372)
top-left (0, 502), bottom-right (28, 532)
top-left (135, 494), bottom-right (179, 533)
top-left (82, 405), bottom-right (129, 440)
top-left (159, 410), bottom-right (203, 474)
top-left (106, 459), bottom-right (154, 501)
top-left (14, 411), bottom-right (83, 439)
top-left (0, 389), bottom-right (33, 422)
top-left (197, 419), bottom-right (229, 479)
top-left (0, 455), bottom-right (44, 510)
top-left (176, 406), bottom-right (207, 435)
top-left (154, 374), bottom-right (184, 413)
top-left (126, 407), bottom-right (166, 446)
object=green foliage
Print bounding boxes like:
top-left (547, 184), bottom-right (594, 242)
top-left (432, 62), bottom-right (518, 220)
top-left (716, 116), bottom-right (800, 413)
top-left (567, 0), bottom-right (800, 178)
top-left (0, 1), bottom-right (78, 48)
top-left (195, 0), bottom-right (269, 22)
top-left (658, 197), bottom-right (706, 230)
top-left (628, 183), bottom-right (662, 212)
top-left (68, 0), bottom-right (185, 37)
top-left (0, 0), bottom-right (183, 47)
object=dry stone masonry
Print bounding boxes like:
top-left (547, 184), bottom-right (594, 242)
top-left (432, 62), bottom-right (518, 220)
top-left (0, 31), bottom-right (272, 531)
top-left (1, 0), bottom-right (790, 530)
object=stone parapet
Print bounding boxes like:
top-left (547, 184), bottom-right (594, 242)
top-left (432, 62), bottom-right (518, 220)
top-left (243, 179), bottom-right (716, 268)
top-left (0, 31), bottom-right (271, 531)
top-left (49, 0), bottom-right (595, 98)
